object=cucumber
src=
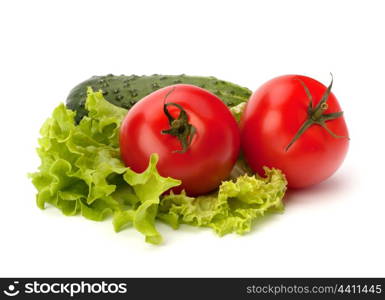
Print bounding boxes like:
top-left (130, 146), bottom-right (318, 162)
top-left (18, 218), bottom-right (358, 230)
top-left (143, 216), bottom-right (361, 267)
top-left (66, 74), bottom-right (252, 122)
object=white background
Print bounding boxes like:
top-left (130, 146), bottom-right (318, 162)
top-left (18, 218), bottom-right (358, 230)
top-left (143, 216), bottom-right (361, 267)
top-left (1, 0), bottom-right (384, 277)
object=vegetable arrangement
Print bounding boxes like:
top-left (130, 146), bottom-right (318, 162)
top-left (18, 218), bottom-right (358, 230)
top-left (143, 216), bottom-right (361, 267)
top-left (30, 73), bottom-right (349, 245)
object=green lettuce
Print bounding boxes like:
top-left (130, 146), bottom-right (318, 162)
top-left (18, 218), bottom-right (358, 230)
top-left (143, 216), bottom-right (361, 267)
top-left (158, 168), bottom-right (286, 236)
top-left (30, 88), bottom-right (180, 244)
top-left (30, 88), bottom-right (287, 245)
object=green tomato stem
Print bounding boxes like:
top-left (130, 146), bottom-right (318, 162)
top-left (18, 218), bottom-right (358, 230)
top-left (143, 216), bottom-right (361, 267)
top-left (161, 88), bottom-right (196, 153)
top-left (285, 74), bottom-right (349, 151)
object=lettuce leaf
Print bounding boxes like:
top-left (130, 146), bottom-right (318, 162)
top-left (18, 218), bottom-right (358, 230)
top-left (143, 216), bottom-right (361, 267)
top-left (30, 88), bottom-right (287, 245)
top-left (229, 102), bottom-right (246, 122)
top-left (122, 154), bottom-right (180, 244)
top-left (158, 168), bottom-right (286, 236)
top-left (30, 88), bottom-right (180, 244)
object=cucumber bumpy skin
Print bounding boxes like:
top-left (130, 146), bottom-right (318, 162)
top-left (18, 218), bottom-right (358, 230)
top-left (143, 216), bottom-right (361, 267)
top-left (66, 74), bottom-right (252, 122)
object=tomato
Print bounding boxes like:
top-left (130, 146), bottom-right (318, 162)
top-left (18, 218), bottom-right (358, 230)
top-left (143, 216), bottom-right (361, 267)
top-left (120, 84), bottom-right (240, 196)
top-left (240, 75), bottom-right (349, 188)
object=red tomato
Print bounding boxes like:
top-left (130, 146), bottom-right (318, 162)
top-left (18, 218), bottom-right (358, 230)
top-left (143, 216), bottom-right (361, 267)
top-left (120, 84), bottom-right (240, 196)
top-left (240, 75), bottom-right (349, 188)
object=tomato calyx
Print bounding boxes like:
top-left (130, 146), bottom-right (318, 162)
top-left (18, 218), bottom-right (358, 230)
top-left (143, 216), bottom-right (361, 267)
top-left (161, 89), bottom-right (196, 153)
top-left (285, 74), bottom-right (349, 151)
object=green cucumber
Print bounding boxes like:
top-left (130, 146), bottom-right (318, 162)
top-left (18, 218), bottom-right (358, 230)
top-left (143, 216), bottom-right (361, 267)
top-left (66, 74), bottom-right (252, 122)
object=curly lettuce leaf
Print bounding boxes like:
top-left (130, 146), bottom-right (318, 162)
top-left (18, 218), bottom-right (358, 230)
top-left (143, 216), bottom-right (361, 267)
top-left (121, 154), bottom-right (180, 244)
top-left (158, 168), bottom-right (287, 236)
top-left (229, 102), bottom-right (246, 122)
top-left (30, 88), bottom-right (180, 244)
